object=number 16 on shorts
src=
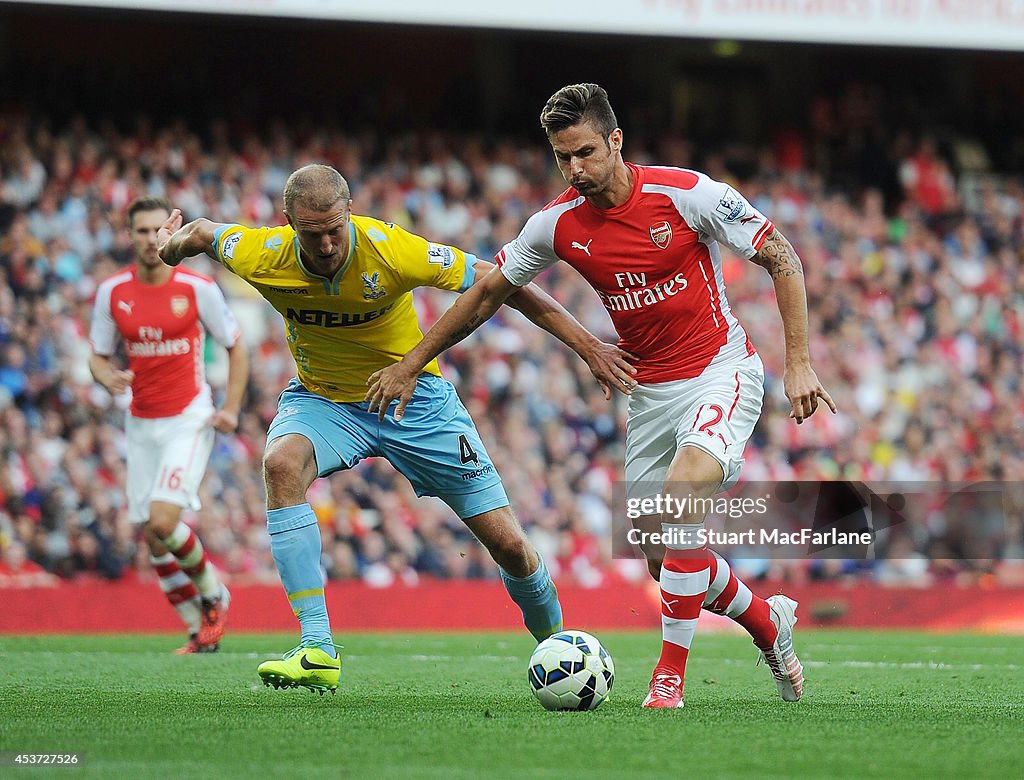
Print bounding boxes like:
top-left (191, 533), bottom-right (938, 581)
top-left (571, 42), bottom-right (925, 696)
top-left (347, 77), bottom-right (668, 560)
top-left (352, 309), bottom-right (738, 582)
top-left (158, 466), bottom-right (184, 492)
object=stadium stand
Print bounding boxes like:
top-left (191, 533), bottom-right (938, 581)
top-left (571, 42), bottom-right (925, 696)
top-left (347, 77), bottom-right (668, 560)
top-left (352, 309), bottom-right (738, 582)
top-left (0, 87), bottom-right (1022, 592)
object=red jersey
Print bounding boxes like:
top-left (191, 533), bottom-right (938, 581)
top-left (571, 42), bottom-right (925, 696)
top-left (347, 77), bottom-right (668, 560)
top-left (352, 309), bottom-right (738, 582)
top-left (89, 266), bottom-right (241, 418)
top-left (497, 163), bottom-right (774, 382)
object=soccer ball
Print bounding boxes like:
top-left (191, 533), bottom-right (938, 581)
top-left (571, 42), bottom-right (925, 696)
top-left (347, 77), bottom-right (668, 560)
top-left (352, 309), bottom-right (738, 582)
top-left (527, 630), bottom-right (615, 711)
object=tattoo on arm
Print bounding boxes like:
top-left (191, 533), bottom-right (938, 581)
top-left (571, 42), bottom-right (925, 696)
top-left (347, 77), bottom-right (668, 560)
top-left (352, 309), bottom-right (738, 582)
top-left (439, 314), bottom-right (484, 352)
top-left (752, 229), bottom-right (803, 279)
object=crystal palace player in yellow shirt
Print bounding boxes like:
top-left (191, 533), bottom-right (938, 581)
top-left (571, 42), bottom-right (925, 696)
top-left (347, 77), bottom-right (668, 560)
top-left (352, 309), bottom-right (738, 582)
top-left (158, 163), bottom-right (635, 694)
top-left (210, 199), bottom-right (475, 402)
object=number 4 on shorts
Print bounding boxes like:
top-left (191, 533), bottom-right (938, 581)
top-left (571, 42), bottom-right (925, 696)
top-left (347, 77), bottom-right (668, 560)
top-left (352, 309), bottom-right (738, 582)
top-left (458, 434), bottom-right (480, 465)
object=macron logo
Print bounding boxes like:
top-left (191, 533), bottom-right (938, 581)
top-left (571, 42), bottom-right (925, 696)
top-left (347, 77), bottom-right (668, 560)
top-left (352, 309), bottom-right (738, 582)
top-left (117, 300), bottom-right (135, 315)
top-left (571, 239), bottom-right (593, 256)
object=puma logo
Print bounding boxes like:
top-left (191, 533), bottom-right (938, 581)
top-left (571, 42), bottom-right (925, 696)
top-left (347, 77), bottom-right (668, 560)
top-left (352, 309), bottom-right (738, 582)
top-left (571, 239), bottom-right (593, 256)
top-left (118, 300), bottom-right (135, 315)
top-left (661, 596), bottom-right (680, 614)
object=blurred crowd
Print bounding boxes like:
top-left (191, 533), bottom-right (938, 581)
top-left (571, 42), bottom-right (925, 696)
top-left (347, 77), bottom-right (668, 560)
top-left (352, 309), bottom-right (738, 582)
top-left (1, 87), bottom-right (1022, 591)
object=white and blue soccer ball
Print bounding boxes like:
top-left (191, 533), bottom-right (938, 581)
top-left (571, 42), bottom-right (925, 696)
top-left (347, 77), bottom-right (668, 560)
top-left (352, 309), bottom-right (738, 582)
top-left (527, 630), bottom-right (615, 711)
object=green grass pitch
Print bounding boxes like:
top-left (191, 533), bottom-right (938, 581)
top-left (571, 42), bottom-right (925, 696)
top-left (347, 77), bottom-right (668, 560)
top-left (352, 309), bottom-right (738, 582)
top-left (1, 630), bottom-right (1022, 778)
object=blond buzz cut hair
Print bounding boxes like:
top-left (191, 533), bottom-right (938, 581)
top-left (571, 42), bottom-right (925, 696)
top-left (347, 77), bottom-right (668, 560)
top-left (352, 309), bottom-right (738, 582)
top-left (283, 164), bottom-right (351, 216)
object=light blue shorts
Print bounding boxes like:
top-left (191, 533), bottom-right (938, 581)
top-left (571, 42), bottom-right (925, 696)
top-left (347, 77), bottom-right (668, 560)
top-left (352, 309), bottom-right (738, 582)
top-left (267, 374), bottom-right (509, 519)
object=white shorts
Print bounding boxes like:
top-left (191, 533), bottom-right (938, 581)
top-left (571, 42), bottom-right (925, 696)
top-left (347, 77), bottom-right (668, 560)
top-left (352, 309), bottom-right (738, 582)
top-left (124, 392), bottom-right (215, 523)
top-left (624, 353), bottom-right (764, 503)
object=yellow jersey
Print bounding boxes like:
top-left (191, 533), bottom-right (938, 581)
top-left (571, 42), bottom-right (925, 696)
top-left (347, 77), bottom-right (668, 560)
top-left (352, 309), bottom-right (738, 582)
top-left (211, 216), bottom-right (476, 401)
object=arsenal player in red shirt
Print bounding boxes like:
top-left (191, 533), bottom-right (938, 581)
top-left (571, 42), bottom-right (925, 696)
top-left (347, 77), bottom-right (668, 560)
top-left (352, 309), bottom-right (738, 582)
top-left (89, 197), bottom-right (249, 653)
top-left (367, 83), bottom-right (835, 709)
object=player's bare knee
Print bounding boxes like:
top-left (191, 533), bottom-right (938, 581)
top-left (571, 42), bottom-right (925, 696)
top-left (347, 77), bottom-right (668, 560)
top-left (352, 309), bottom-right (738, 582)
top-left (492, 533), bottom-right (536, 577)
top-left (263, 435), bottom-right (316, 507)
top-left (667, 446), bottom-right (725, 494)
top-left (464, 507), bottom-right (536, 576)
top-left (262, 447), bottom-right (299, 486)
top-left (146, 502), bottom-right (181, 543)
top-left (144, 518), bottom-right (175, 551)
top-left (143, 522), bottom-right (163, 552)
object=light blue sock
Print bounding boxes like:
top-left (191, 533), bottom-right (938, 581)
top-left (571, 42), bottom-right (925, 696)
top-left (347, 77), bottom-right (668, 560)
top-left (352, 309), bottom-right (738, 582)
top-left (500, 555), bottom-right (563, 642)
top-left (267, 503), bottom-right (336, 658)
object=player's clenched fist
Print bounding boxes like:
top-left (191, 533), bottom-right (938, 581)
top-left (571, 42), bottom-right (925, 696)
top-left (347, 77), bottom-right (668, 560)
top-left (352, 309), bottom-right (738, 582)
top-left (210, 408), bottom-right (240, 434)
top-left (106, 369), bottom-right (135, 395)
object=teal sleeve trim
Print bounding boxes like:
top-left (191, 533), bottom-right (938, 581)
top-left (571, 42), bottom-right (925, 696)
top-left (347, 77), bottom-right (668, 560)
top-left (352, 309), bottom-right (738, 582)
top-left (210, 224), bottom-right (243, 258)
top-left (459, 254), bottom-right (478, 292)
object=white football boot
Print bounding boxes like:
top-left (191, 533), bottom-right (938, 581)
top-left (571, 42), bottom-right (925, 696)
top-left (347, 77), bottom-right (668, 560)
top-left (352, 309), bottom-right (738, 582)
top-left (759, 595), bottom-right (804, 702)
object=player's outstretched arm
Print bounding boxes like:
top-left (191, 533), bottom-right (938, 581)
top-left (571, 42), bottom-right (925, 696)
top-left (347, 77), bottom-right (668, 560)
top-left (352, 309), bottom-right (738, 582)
top-left (750, 228), bottom-right (837, 424)
top-left (365, 266), bottom-right (514, 420)
top-left (157, 209), bottom-right (227, 266)
top-left (480, 260), bottom-right (637, 399)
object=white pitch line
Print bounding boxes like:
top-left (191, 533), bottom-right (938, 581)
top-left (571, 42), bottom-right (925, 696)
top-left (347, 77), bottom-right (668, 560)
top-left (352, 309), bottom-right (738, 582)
top-left (717, 657), bottom-right (1022, 671)
top-left (408, 654), bottom-right (519, 662)
top-left (3, 651), bottom-right (1019, 671)
top-left (806, 660), bottom-right (1023, 671)
top-left (804, 644), bottom-right (1023, 655)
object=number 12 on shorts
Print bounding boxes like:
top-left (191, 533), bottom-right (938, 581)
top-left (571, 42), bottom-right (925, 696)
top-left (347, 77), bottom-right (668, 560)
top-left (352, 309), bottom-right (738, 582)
top-left (692, 404), bottom-right (731, 449)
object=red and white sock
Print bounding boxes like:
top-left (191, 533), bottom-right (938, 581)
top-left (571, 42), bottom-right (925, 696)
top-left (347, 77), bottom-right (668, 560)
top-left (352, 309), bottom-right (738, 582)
top-left (652, 524), bottom-right (712, 684)
top-left (164, 521), bottom-right (221, 601)
top-left (150, 552), bottom-right (201, 633)
top-left (704, 550), bottom-right (778, 650)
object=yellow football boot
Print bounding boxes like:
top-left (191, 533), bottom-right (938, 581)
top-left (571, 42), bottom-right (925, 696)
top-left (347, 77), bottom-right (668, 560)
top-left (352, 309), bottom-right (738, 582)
top-left (257, 644), bottom-right (341, 695)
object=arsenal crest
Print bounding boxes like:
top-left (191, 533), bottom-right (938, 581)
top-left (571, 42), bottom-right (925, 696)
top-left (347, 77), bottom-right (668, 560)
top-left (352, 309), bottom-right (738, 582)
top-left (650, 221), bottom-right (672, 249)
top-left (170, 295), bottom-right (189, 317)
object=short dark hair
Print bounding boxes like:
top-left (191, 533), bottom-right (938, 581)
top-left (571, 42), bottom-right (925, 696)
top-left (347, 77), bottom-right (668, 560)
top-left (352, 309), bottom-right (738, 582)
top-left (283, 164), bottom-right (351, 216)
top-left (127, 196), bottom-right (171, 227)
top-left (539, 83), bottom-right (618, 139)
